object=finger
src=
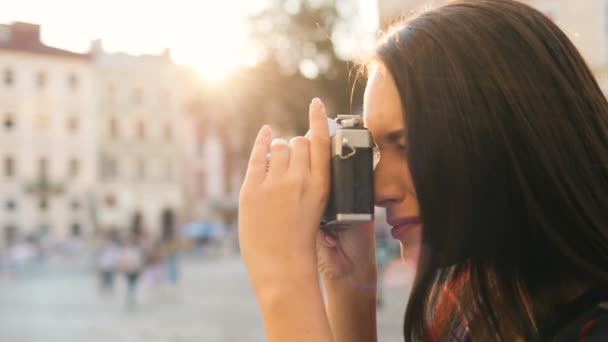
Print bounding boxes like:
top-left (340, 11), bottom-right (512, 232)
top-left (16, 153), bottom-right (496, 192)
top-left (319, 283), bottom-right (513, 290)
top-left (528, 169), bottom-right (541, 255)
top-left (288, 136), bottom-right (310, 176)
top-left (243, 125), bottom-right (272, 186)
top-left (308, 98), bottom-right (330, 181)
top-left (318, 230), bottom-right (338, 248)
top-left (267, 138), bottom-right (290, 178)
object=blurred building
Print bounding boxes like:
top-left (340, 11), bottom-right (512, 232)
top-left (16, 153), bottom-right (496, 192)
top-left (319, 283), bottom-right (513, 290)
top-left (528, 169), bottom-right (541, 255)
top-left (182, 85), bottom-right (243, 225)
top-left (0, 22), bottom-right (97, 242)
top-left (377, 0), bottom-right (608, 92)
top-left (91, 41), bottom-right (194, 237)
top-left (0, 21), bottom-right (233, 245)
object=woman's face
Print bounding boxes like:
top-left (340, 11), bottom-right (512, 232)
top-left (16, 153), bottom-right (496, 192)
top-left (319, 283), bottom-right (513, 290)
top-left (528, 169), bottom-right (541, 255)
top-left (363, 65), bottom-right (421, 267)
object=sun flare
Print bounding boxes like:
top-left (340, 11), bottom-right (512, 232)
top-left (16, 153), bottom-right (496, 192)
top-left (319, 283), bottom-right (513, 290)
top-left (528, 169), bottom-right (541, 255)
top-left (168, 13), bottom-right (250, 82)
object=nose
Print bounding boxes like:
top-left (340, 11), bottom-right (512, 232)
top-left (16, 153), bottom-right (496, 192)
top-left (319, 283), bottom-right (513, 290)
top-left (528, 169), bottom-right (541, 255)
top-left (373, 157), bottom-right (404, 209)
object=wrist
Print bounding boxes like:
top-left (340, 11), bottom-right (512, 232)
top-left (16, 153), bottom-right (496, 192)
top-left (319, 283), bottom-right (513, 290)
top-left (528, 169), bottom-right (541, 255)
top-left (256, 272), bottom-right (334, 342)
top-left (254, 259), bottom-right (321, 304)
top-left (321, 265), bottom-right (378, 290)
top-left (322, 270), bottom-right (378, 342)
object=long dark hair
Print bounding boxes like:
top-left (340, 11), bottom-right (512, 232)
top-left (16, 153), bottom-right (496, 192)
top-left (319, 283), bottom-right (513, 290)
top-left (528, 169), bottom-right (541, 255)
top-left (372, 0), bottom-right (608, 340)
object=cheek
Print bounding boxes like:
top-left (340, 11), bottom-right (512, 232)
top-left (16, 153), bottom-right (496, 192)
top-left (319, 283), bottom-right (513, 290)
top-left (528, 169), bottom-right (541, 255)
top-left (400, 157), bottom-right (416, 195)
top-left (374, 151), bottom-right (407, 183)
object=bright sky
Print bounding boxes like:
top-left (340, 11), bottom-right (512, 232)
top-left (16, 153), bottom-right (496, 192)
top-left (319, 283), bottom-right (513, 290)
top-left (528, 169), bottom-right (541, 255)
top-left (0, 0), bottom-right (378, 80)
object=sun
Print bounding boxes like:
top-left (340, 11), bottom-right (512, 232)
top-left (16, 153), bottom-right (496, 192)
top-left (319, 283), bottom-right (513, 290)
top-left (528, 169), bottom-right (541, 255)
top-left (185, 50), bottom-right (240, 82)
top-left (169, 15), bottom-right (249, 82)
top-left (171, 33), bottom-right (244, 82)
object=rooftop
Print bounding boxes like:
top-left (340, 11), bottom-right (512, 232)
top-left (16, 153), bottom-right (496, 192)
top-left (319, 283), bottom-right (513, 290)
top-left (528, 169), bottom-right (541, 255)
top-left (0, 22), bottom-right (90, 60)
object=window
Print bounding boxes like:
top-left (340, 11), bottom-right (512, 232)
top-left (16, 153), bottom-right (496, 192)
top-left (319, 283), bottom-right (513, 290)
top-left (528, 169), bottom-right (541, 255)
top-left (109, 117), bottom-right (118, 138)
top-left (164, 123), bottom-right (172, 141)
top-left (71, 200), bottom-right (80, 210)
top-left (68, 73), bottom-right (78, 90)
top-left (38, 158), bottom-right (48, 177)
top-left (71, 223), bottom-right (81, 236)
top-left (105, 193), bottom-right (116, 208)
top-left (4, 112), bottom-right (14, 130)
top-left (136, 120), bottom-right (145, 140)
top-left (5, 199), bottom-right (16, 211)
top-left (39, 198), bottom-right (48, 211)
top-left (69, 158), bottom-right (79, 178)
top-left (3, 68), bottom-right (14, 86)
top-left (4, 157), bottom-right (14, 177)
top-left (67, 117), bottom-right (79, 133)
top-left (36, 71), bottom-right (47, 89)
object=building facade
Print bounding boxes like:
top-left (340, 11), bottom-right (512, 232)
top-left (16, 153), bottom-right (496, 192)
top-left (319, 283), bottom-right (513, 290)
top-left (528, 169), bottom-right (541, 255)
top-left (91, 42), bottom-right (195, 237)
top-left (0, 22), bottom-right (97, 242)
top-left (0, 21), bottom-right (234, 245)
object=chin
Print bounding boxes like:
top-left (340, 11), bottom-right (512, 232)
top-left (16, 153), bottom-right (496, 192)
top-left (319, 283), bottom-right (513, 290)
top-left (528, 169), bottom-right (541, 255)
top-left (400, 244), bottom-right (419, 268)
top-left (398, 226), bottom-right (421, 267)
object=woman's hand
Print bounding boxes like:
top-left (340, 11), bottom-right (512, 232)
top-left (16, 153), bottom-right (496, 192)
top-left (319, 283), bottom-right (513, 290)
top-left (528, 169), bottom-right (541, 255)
top-left (238, 98), bottom-right (335, 341)
top-left (239, 98), bottom-right (330, 294)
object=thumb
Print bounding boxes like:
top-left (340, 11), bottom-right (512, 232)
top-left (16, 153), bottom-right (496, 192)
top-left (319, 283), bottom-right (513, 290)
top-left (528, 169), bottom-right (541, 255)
top-left (318, 230), bottom-right (338, 248)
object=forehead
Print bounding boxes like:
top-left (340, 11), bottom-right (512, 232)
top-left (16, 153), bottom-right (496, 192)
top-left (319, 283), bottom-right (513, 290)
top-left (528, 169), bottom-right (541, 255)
top-left (363, 65), bottom-right (405, 135)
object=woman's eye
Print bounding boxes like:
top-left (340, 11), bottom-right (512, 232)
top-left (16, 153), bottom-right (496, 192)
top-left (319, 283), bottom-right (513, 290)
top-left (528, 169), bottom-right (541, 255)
top-left (397, 144), bottom-right (408, 151)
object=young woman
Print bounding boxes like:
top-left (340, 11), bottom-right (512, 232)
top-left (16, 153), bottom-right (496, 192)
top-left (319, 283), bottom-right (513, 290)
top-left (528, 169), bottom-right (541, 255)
top-left (238, 0), bottom-right (608, 340)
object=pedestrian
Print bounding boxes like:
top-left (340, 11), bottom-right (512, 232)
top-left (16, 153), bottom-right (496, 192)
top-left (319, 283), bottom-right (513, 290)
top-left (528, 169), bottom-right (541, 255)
top-left (162, 238), bottom-right (180, 284)
top-left (160, 210), bottom-right (180, 284)
top-left (95, 232), bottom-right (120, 295)
top-left (118, 237), bottom-right (144, 309)
top-left (238, 1), bottom-right (608, 340)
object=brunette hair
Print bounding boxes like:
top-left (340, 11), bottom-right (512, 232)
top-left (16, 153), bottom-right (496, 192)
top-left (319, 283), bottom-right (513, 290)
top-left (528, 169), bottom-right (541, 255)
top-left (371, 0), bottom-right (608, 339)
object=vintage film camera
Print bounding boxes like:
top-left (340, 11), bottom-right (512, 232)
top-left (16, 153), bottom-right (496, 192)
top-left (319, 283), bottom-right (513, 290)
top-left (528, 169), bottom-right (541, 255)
top-left (265, 115), bottom-right (377, 230)
top-left (318, 115), bottom-right (377, 230)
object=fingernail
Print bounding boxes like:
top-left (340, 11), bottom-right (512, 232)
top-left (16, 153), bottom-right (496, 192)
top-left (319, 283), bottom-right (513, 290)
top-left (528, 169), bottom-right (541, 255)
top-left (271, 138), bottom-right (288, 145)
top-left (310, 97), bottom-right (322, 108)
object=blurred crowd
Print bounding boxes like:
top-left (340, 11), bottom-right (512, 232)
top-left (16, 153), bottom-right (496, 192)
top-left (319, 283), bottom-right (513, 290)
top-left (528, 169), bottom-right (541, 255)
top-left (0, 220), bottom-right (237, 303)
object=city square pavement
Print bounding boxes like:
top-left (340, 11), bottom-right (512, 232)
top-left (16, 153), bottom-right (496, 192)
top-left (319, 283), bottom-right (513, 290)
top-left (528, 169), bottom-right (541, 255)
top-left (0, 254), bottom-right (413, 342)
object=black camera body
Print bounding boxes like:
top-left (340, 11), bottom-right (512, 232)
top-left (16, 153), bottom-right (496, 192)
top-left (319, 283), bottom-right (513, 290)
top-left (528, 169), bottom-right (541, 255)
top-left (320, 115), bottom-right (375, 230)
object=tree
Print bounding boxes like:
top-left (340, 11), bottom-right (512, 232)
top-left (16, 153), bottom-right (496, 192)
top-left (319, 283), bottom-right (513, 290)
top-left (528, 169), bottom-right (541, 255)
top-left (184, 0), bottom-right (368, 208)
top-left (245, 0), bottom-right (367, 134)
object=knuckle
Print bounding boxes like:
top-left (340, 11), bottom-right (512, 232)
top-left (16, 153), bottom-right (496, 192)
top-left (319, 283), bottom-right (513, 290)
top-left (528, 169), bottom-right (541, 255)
top-left (270, 141), bottom-right (290, 154)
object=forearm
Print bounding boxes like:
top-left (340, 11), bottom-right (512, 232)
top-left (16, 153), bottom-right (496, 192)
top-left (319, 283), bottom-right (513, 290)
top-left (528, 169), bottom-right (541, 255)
top-left (257, 268), bottom-right (334, 342)
top-left (322, 269), bottom-right (378, 342)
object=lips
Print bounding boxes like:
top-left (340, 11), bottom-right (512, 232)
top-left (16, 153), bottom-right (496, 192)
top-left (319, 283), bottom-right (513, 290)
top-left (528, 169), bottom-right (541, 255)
top-left (388, 216), bottom-right (421, 239)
